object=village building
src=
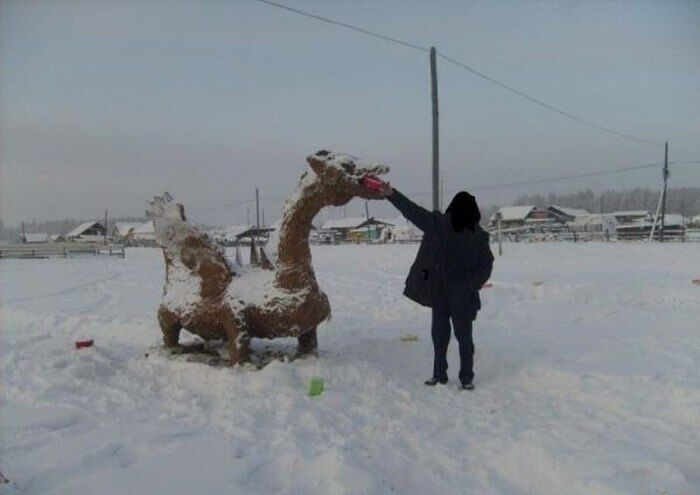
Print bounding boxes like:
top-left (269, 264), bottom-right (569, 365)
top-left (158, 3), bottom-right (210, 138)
top-left (22, 233), bottom-right (50, 244)
top-left (546, 205), bottom-right (590, 223)
top-left (129, 221), bottom-right (157, 246)
top-left (347, 225), bottom-right (384, 242)
top-left (491, 206), bottom-right (567, 232)
top-left (321, 217), bottom-right (393, 242)
top-left (571, 214), bottom-right (618, 234)
top-left (616, 214), bottom-right (686, 240)
top-left (613, 210), bottom-right (651, 224)
top-left (382, 215), bottom-right (423, 243)
top-left (209, 224), bottom-right (278, 246)
top-left (65, 221), bottom-right (107, 241)
top-left (112, 222), bottom-right (141, 240)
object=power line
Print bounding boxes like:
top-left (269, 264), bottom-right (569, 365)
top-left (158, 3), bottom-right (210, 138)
top-left (190, 198), bottom-right (255, 215)
top-left (404, 160), bottom-right (700, 196)
top-left (189, 160), bottom-right (699, 216)
top-left (437, 53), bottom-right (663, 148)
top-left (255, 0), bottom-right (428, 53)
top-left (254, 0), bottom-right (664, 148)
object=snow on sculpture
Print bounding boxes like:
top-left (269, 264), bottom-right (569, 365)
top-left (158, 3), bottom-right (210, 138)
top-left (147, 150), bottom-right (389, 364)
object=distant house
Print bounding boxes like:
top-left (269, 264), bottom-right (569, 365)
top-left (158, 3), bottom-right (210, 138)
top-left (347, 225), bottom-right (383, 242)
top-left (210, 225), bottom-right (252, 245)
top-left (616, 214), bottom-right (685, 240)
top-left (613, 210), bottom-right (651, 224)
top-left (547, 205), bottom-right (590, 223)
top-left (490, 206), bottom-right (535, 230)
top-left (321, 217), bottom-right (393, 241)
top-left (383, 215), bottom-right (422, 243)
top-left (130, 221), bottom-right (157, 246)
top-left (112, 222), bottom-right (141, 240)
top-left (209, 224), bottom-right (277, 246)
top-left (689, 214), bottom-right (700, 228)
top-left (571, 214), bottom-right (618, 233)
top-left (22, 233), bottom-right (49, 244)
top-left (66, 221), bottom-right (106, 240)
top-left (491, 206), bottom-right (566, 231)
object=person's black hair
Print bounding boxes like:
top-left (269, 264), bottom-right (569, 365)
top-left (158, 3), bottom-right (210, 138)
top-left (446, 191), bottom-right (481, 232)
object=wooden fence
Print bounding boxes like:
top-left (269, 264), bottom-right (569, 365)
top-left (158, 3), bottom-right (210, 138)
top-left (0, 242), bottom-right (126, 259)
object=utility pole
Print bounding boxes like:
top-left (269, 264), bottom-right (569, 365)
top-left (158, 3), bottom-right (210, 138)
top-left (21, 221), bottom-right (26, 243)
top-left (255, 187), bottom-right (260, 244)
top-left (440, 175), bottom-right (445, 211)
top-left (246, 207), bottom-right (250, 225)
top-left (660, 142), bottom-right (669, 242)
top-left (104, 209), bottom-right (108, 243)
top-left (495, 211), bottom-right (503, 257)
top-left (262, 208), bottom-right (266, 228)
top-left (430, 46), bottom-right (440, 212)
top-left (364, 201), bottom-right (371, 243)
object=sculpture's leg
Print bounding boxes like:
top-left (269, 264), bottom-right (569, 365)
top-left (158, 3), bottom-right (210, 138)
top-left (297, 328), bottom-right (318, 357)
top-left (158, 307), bottom-right (182, 348)
top-left (224, 318), bottom-right (250, 365)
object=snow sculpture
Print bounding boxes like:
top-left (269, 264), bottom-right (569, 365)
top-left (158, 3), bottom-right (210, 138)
top-left (148, 150), bottom-right (389, 364)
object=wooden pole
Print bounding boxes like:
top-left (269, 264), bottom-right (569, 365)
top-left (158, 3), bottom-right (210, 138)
top-left (496, 212), bottom-right (503, 256)
top-left (364, 200), bottom-right (371, 243)
top-left (430, 46), bottom-right (440, 212)
top-left (255, 187), bottom-right (260, 244)
top-left (660, 142), bottom-right (669, 242)
top-left (104, 209), bottom-right (108, 244)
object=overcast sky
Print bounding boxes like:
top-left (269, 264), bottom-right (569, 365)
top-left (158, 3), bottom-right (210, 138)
top-left (1, 0), bottom-right (698, 226)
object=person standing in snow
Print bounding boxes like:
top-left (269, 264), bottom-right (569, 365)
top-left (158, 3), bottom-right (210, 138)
top-left (370, 180), bottom-right (494, 390)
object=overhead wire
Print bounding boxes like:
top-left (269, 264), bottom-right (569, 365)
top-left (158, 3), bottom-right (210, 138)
top-left (404, 160), bottom-right (700, 196)
top-left (255, 0), bottom-right (664, 148)
top-left (255, 0), bottom-right (428, 53)
top-left (185, 160), bottom-right (699, 215)
top-left (436, 53), bottom-right (663, 148)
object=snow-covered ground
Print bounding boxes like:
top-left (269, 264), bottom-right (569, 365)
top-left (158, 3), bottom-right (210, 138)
top-left (1, 243), bottom-right (699, 494)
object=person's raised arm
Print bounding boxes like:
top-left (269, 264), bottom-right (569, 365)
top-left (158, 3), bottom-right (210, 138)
top-left (360, 177), bottom-right (437, 233)
top-left (386, 189), bottom-right (438, 234)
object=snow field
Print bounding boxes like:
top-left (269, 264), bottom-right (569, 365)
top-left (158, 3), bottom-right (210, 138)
top-left (1, 243), bottom-right (699, 494)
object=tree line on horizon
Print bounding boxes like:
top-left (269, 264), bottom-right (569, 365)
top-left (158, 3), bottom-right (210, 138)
top-left (513, 187), bottom-right (700, 218)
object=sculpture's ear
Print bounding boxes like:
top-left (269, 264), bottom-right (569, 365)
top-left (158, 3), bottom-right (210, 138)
top-left (307, 150), bottom-right (330, 175)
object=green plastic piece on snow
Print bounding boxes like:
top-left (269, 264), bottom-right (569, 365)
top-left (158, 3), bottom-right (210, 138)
top-left (308, 376), bottom-right (324, 397)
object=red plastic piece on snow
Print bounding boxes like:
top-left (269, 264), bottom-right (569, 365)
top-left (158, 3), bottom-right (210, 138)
top-left (359, 174), bottom-right (385, 193)
top-left (75, 339), bottom-right (94, 349)
top-left (482, 282), bottom-right (493, 289)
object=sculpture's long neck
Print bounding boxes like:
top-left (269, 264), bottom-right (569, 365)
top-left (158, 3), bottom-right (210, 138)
top-left (275, 175), bottom-right (325, 291)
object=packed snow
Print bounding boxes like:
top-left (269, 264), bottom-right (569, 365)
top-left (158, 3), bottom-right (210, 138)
top-left (1, 243), bottom-right (699, 494)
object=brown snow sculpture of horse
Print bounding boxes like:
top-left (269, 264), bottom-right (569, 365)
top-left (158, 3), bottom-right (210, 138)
top-left (148, 150), bottom-right (389, 364)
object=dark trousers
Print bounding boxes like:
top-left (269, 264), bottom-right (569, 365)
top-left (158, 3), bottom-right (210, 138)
top-left (431, 304), bottom-right (475, 384)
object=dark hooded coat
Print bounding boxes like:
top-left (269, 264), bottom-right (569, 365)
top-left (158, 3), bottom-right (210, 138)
top-left (388, 189), bottom-right (494, 321)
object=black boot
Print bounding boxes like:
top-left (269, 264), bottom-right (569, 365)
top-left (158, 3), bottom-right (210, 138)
top-left (424, 377), bottom-right (448, 386)
top-left (460, 382), bottom-right (475, 391)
